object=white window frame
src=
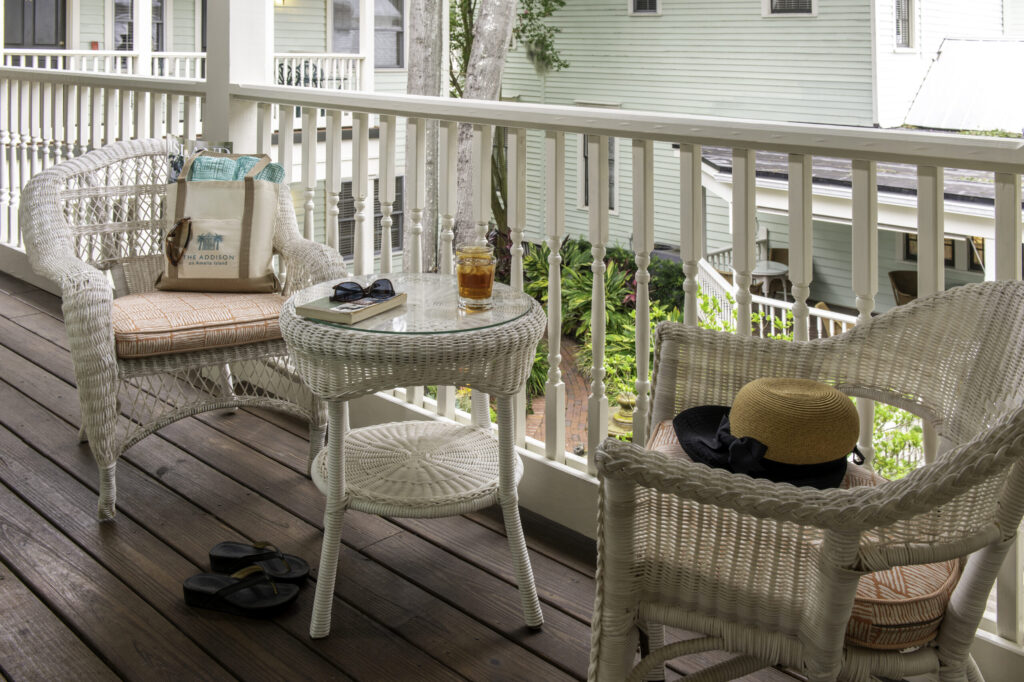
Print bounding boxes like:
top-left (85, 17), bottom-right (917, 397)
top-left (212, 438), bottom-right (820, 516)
top-left (894, 0), bottom-right (916, 50)
top-left (576, 133), bottom-right (620, 216)
top-left (628, 0), bottom-right (660, 17)
top-left (761, 0), bottom-right (818, 18)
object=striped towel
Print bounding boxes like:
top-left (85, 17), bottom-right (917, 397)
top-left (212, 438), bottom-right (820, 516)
top-left (188, 156), bottom-right (285, 183)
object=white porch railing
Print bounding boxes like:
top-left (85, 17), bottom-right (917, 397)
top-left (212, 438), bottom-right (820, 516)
top-left (274, 54), bottom-right (364, 91)
top-left (1, 66), bottom-right (1023, 659)
top-left (2, 49), bottom-right (138, 74)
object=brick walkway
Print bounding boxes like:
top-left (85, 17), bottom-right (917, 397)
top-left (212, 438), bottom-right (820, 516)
top-left (524, 336), bottom-right (592, 456)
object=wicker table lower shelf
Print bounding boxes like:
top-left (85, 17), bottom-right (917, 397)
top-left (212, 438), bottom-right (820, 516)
top-left (310, 421), bottom-right (524, 519)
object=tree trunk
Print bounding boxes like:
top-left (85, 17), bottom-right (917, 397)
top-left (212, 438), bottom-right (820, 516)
top-left (404, 0), bottom-right (443, 272)
top-left (454, 0), bottom-right (518, 247)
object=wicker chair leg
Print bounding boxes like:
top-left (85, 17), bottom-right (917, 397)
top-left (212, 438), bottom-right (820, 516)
top-left (497, 395), bottom-right (543, 628)
top-left (639, 623), bottom-right (666, 681)
top-left (97, 461), bottom-right (117, 521)
top-left (78, 423), bottom-right (88, 443)
top-left (308, 422), bottom-right (327, 477)
top-left (310, 401), bottom-right (347, 639)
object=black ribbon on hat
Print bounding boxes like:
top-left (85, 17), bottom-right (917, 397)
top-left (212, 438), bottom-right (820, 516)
top-left (672, 405), bottom-right (860, 489)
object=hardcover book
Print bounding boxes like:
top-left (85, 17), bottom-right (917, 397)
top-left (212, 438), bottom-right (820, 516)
top-left (295, 292), bottom-right (407, 325)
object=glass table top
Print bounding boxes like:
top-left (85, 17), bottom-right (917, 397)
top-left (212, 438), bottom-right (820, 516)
top-left (290, 272), bottom-right (535, 335)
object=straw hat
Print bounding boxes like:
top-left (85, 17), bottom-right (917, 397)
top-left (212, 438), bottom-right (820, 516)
top-left (672, 377), bottom-right (860, 488)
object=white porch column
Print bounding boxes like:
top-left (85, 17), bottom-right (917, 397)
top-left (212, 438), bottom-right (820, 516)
top-left (359, 0), bottom-right (375, 91)
top-left (204, 0), bottom-right (274, 149)
top-left (134, 0), bottom-right (153, 76)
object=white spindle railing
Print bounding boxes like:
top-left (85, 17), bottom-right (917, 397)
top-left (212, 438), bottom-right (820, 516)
top-left (2, 70), bottom-right (1023, 649)
top-left (631, 139), bottom-right (654, 447)
top-left (274, 54), bottom-right (364, 91)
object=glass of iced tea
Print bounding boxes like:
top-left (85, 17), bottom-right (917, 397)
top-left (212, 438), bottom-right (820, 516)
top-left (456, 244), bottom-right (496, 310)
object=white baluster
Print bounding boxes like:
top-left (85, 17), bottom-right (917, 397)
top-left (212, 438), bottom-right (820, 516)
top-left (586, 134), bottom-right (610, 475)
top-left (544, 131), bottom-right (566, 463)
top-left (40, 82), bottom-right (55, 169)
top-left (301, 107), bottom-right (317, 241)
top-left (788, 153), bottom-right (813, 342)
top-left (183, 96), bottom-right (199, 141)
top-left (149, 92), bottom-right (162, 140)
top-left (509, 127), bottom-right (528, 446)
top-left (470, 123), bottom-right (495, 428)
top-left (679, 142), bottom-right (703, 327)
top-left (19, 80), bottom-right (31, 211)
top-left (51, 83), bottom-right (64, 161)
top-left (994, 172), bottom-right (1022, 282)
top-left (406, 117), bottom-right (426, 273)
top-left (118, 89), bottom-right (132, 141)
top-left (435, 119), bottom-right (458, 420)
top-left (103, 87), bottom-right (118, 146)
top-left (852, 159), bottom-right (878, 467)
top-left (167, 94), bottom-right (182, 138)
top-left (278, 103), bottom-right (294, 184)
top-left (89, 85), bottom-right (103, 152)
top-left (256, 103), bottom-right (273, 156)
top-left (134, 90), bottom-right (149, 140)
top-left (26, 81), bottom-right (40, 178)
top-left (63, 83), bottom-right (76, 158)
top-left (351, 112), bottom-right (371, 271)
top-left (1, 78), bottom-right (10, 240)
top-left (325, 109), bottom-right (343, 253)
top-left (732, 148), bottom-right (756, 337)
top-left (378, 114), bottom-right (398, 274)
top-left (632, 139), bottom-right (654, 447)
top-left (916, 165), bottom-right (945, 464)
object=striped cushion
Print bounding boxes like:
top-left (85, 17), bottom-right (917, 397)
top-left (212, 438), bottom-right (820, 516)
top-left (647, 420), bottom-right (960, 651)
top-left (112, 291), bottom-right (285, 358)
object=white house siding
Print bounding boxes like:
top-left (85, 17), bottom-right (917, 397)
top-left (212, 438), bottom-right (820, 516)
top-left (275, 0), bottom-right (328, 54)
top-left (172, 0), bottom-right (197, 51)
top-left (79, 0), bottom-right (106, 49)
top-left (502, 0), bottom-right (875, 127)
top-left (374, 68), bottom-right (407, 93)
top-left (1008, 0), bottom-right (1024, 35)
top-left (875, 0), bottom-right (1006, 128)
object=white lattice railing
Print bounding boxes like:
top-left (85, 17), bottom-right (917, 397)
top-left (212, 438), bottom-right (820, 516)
top-left (1, 67), bottom-right (1023, 655)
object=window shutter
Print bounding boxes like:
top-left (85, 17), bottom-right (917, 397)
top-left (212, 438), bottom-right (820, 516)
top-left (771, 0), bottom-right (813, 14)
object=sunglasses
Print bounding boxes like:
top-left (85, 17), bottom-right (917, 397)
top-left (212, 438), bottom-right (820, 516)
top-left (330, 278), bottom-right (396, 302)
top-left (165, 216), bottom-right (192, 266)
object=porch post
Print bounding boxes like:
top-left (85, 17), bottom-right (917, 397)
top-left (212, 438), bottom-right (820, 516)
top-left (359, 0), bottom-right (375, 91)
top-left (134, 0), bottom-right (153, 76)
top-left (204, 0), bottom-right (274, 149)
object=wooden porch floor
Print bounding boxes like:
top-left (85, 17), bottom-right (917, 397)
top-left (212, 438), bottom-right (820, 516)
top-left (0, 272), bottom-right (797, 681)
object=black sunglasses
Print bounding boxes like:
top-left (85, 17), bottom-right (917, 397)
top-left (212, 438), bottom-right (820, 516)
top-left (330, 278), bottom-right (396, 302)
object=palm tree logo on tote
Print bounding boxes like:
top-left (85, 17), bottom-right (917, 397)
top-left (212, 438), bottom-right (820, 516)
top-left (197, 233), bottom-right (224, 251)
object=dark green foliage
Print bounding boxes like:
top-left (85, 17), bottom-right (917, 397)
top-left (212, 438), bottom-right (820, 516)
top-left (648, 255), bottom-right (687, 313)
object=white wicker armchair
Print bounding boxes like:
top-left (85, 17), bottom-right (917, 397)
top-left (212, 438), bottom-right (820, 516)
top-left (590, 281), bottom-right (1024, 682)
top-left (19, 138), bottom-right (346, 520)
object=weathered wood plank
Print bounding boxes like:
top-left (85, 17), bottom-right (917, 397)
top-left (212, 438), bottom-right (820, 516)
top-left (0, 481), bottom-right (234, 681)
top-left (0, 425), bottom-right (355, 682)
top-left (0, 556), bottom-right (118, 681)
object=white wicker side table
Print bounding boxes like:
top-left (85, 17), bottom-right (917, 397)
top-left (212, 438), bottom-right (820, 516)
top-left (280, 272), bottom-right (547, 639)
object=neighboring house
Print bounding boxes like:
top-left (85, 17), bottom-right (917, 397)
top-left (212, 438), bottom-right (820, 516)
top-left (501, 0), bottom-right (1024, 310)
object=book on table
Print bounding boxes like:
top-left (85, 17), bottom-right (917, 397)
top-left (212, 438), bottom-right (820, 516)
top-left (296, 292), bottom-right (407, 324)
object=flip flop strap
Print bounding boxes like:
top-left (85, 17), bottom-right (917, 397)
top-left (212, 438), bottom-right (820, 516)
top-left (250, 541), bottom-right (294, 573)
top-left (215, 565), bottom-right (279, 598)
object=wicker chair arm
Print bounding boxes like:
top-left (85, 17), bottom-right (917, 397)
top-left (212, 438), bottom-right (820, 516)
top-left (279, 238), bottom-right (347, 295)
top-left (597, 431), bottom-right (1024, 534)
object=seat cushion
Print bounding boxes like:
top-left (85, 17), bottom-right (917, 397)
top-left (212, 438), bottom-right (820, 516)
top-left (647, 420), bottom-right (960, 651)
top-left (112, 291), bottom-right (285, 358)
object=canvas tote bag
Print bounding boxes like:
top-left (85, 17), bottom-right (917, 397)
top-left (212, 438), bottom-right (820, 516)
top-left (157, 151), bottom-right (280, 293)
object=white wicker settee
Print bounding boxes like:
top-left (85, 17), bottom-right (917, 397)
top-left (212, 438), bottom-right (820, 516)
top-left (19, 138), bottom-right (347, 520)
top-left (590, 281), bottom-right (1024, 681)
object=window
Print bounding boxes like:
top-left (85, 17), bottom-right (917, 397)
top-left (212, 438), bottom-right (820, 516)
top-left (332, 0), bottom-right (404, 68)
top-left (631, 0), bottom-right (658, 13)
top-left (904, 234), bottom-right (955, 267)
top-left (765, 0), bottom-right (815, 15)
top-left (581, 134), bottom-right (617, 212)
top-left (114, 0), bottom-right (134, 50)
top-left (112, 1), bottom-right (164, 51)
top-left (152, 0), bottom-right (164, 51)
top-left (895, 0), bottom-right (913, 48)
top-left (337, 177), bottom-right (405, 258)
top-left (969, 237), bottom-right (985, 272)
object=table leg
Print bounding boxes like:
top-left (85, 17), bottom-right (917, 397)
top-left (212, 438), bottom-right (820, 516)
top-left (496, 395), bottom-right (544, 629)
top-left (310, 400), bottom-right (348, 639)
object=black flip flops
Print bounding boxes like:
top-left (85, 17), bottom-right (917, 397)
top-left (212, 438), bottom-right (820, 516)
top-left (208, 541), bottom-right (310, 585)
top-left (183, 565), bottom-right (300, 618)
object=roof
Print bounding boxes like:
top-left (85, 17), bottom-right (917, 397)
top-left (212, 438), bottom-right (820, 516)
top-left (905, 39), bottom-right (1024, 135)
